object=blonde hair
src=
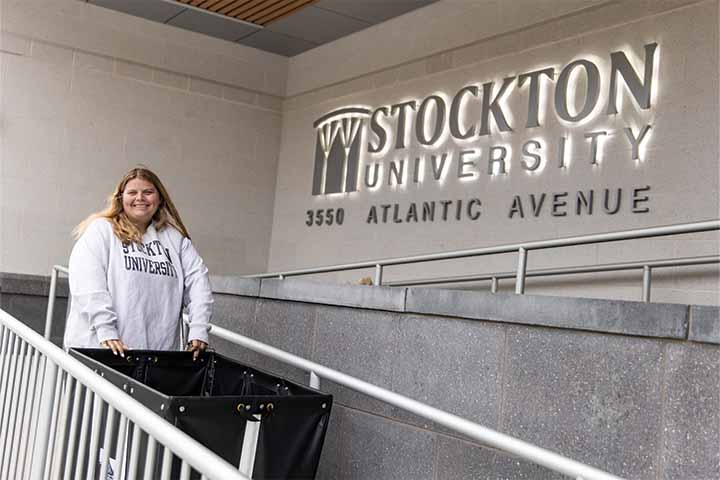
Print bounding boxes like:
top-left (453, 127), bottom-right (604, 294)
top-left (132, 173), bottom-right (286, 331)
top-left (74, 167), bottom-right (190, 244)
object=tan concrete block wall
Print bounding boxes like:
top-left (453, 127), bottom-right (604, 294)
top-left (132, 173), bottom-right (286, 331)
top-left (0, 0), bottom-right (284, 275)
top-left (269, 0), bottom-right (720, 305)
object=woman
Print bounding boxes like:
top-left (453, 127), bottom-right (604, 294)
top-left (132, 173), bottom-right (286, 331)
top-left (64, 167), bottom-right (213, 360)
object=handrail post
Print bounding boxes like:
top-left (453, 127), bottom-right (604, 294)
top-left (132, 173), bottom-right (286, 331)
top-left (180, 313), bottom-right (189, 347)
top-left (309, 371), bottom-right (320, 390)
top-left (44, 268), bottom-right (58, 340)
top-left (642, 266), bottom-right (651, 302)
top-left (30, 358), bottom-right (57, 480)
top-left (515, 248), bottom-right (527, 294)
top-left (374, 264), bottom-right (383, 286)
top-left (490, 277), bottom-right (498, 293)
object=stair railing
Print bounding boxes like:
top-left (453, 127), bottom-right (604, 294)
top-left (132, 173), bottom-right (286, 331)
top-left (244, 219), bottom-right (720, 296)
top-left (384, 254), bottom-right (720, 302)
top-left (0, 308), bottom-right (249, 480)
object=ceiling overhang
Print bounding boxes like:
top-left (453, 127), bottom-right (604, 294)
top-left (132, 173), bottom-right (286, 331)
top-left (87, 0), bottom-right (439, 57)
top-left (173, 0), bottom-right (317, 27)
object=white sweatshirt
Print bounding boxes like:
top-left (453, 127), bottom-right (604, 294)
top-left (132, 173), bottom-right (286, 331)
top-left (64, 218), bottom-right (213, 350)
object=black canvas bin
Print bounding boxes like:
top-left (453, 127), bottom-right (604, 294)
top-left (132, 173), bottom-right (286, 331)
top-left (70, 348), bottom-right (333, 480)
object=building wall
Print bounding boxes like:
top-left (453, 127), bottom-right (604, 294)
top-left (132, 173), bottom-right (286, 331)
top-left (1, 0), bottom-right (718, 306)
top-left (269, 0), bottom-right (720, 305)
top-left (0, 0), bottom-right (286, 275)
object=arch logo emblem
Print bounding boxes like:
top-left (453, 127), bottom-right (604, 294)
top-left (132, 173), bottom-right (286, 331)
top-left (311, 107), bottom-right (371, 196)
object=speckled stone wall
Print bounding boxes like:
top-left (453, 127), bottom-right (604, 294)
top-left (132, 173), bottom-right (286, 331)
top-left (206, 278), bottom-right (718, 480)
top-left (2, 274), bottom-right (719, 478)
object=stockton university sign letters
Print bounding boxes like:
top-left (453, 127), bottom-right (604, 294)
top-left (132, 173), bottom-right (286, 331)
top-left (306, 42), bottom-right (658, 227)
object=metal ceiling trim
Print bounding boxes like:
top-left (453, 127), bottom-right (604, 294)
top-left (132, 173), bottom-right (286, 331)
top-left (156, 0), bottom-right (263, 30)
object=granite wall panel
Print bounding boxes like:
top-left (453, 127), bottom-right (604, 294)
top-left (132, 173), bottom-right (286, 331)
top-left (391, 314), bottom-right (504, 431)
top-left (501, 327), bottom-right (666, 478)
top-left (660, 343), bottom-right (720, 479)
top-left (311, 305), bottom-right (399, 417)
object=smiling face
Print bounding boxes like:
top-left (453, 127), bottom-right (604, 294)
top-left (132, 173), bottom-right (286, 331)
top-left (122, 177), bottom-right (161, 231)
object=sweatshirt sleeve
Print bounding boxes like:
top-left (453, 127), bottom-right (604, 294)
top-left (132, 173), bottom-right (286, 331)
top-left (68, 220), bottom-right (120, 344)
top-left (180, 237), bottom-right (213, 344)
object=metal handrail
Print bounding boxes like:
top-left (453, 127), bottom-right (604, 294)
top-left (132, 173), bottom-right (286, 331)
top-left (44, 265), bottom-right (68, 339)
top-left (384, 255), bottom-right (720, 300)
top-left (244, 220), bottom-right (720, 292)
top-left (0, 308), bottom-right (249, 480)
top-left (209, 324), bottom-right (624, 480)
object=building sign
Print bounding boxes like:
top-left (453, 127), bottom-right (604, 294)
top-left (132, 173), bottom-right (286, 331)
top-left (307, 42), bottom-right (658, 227)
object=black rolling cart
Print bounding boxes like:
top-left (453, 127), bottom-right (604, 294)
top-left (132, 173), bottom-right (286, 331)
top-left (71, 348), bottom-right (332, 480)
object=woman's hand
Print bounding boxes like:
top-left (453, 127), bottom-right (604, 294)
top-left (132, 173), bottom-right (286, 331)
top-left (101, 339), bottom-right (129, 357)
top-left (187, 339), bottom-right (208, 361)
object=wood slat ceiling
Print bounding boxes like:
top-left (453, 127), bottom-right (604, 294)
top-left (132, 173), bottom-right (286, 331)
top-left (176, 0), bottom-right (317, 26)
